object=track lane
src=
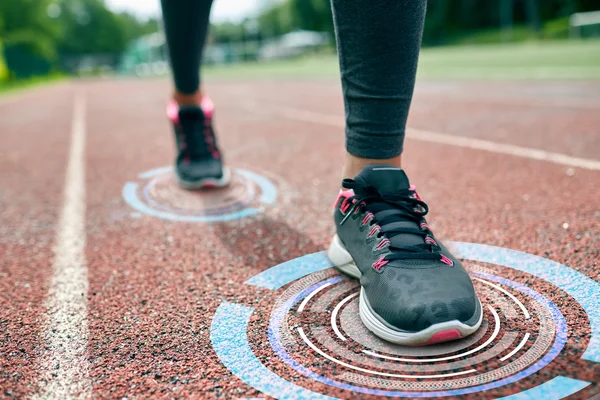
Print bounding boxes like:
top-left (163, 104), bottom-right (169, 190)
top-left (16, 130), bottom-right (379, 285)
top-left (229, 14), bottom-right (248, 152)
top-left (2, 78), bottom-right (598, 398)
top-left (0, 84), bottom-right (76, 398)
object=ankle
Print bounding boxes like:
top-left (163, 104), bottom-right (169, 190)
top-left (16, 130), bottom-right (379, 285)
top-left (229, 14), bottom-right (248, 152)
top-left (342, 153), bottom-right (402, 181)
top-left (173, 90), bottom-right (203, 107)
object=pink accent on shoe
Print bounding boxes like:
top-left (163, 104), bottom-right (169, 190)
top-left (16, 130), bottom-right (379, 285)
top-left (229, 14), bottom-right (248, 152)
top-left (352, 200), bottom-right (367, 214)
top-left (425, 237), bottom-right (438, 246)
top-left (203, 126), bottom-right (221, 159)
top-left (167, 99), bottom-right (179, 123)
top-left (376, 238), bottom-right (390, 250)
top-left (372, 256), bottom-right (389, 271)
top-left (440, 255), bottom-right (454, 266)
top-left (201, 96), bottom-right (214, 118)
top-left (167, 96), bottom-right (214, 123)
top-left (409, 184), bottom-right (422, 200)
top-left (418, 329), bottom-right (462, 346)
top-left (420, 222), bottom-right (430, 230)
top-left (369, 225), bottom-right (381, 237)
top-left (336, 189), bottom-right (354, 211)
top-left (341, 198), bottom-right (350, 213)
top-left (361, 212), bottom-right (374, 226)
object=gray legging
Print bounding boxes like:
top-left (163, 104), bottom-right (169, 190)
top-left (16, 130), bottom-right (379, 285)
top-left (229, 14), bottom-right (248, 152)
top-left (160, 0), bottom-right (426, 159)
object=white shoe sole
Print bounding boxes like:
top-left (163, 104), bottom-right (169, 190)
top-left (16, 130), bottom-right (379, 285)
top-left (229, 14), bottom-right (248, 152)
top-left (327, 234), bottom-right (483, 346)
top-left (177, 167), bottom-right (231, 190)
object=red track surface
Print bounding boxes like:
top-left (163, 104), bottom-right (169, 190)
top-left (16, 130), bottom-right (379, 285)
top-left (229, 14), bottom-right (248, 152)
top-left (1, 78), bottom-right (599, 399)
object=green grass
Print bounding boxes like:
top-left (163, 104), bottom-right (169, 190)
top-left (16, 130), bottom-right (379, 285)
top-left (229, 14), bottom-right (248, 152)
top-left (0, 73), bottom-right (66, 96)
top-left (204, 39), bottom-right (600, 81)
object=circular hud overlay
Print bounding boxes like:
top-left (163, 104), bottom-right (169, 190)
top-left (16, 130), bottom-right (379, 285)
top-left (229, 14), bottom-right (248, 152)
top-left (211, 242), bottom-right (600, 399)
top-left (121, 166), bottom-right (277, 222)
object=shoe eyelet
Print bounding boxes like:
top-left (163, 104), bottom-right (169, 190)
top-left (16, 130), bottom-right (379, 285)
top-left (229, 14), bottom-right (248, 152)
top-left (339, 198), bottom-right (351, 214)
top-left (368, 225), bottom-right (381, 238)
top-left (360, 212), bottom-right (374, 227)
top-left (372, 256), bottom-right (389, 271)
top-left (424, 236), bottom-right (438, 246)
top-left (375, 238), bottom-right (390, 251)
top-left (440, 255), bottom-right (454, 266)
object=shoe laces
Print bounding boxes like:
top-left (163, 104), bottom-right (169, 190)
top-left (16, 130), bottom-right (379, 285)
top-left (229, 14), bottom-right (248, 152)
top-left (340, 178), bottom-right (451, 265)
top-left (177, 111), bottom-right (220, 161)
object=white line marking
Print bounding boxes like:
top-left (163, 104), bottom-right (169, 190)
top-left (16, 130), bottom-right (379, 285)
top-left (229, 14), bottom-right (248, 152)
top-left (475, 278), bottom-right (530, 319)
top-left (331, 292), bottom-right (358, 341)
top-left (407, 128), bottom-right (600, 171)
top-left (271, 106), bottom-right (600, 171)
top-left (363, 305), bottom-right (500, 363)
top-left (297, 328), bottom-right (476, 378)
top-left (298, 282), bottom-right (332, 312)
top-left (32, 93), bottom-right (90, 399)
top-left (500, 333), bottom-right (531, 361)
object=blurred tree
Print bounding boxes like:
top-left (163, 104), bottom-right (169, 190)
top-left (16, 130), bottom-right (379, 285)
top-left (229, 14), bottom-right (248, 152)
top-left (290, 0), bottom-right (334, 36)
top-left (0, 0), bottom-right (63, 78)
top-left (0, 0), bottom-right (159, 78)
top-left (117, 12), bottom-right (160, 46)
top-left (56, 0), bottom-right (128, 56)
top-left (211, 21), bottom-right (248, 43)
top-left (0, 0), bottom-right (62, 61)
top-left (256, 1), bottom-right (295, 39)
top-left (525, 0), bottom-right (542, 32)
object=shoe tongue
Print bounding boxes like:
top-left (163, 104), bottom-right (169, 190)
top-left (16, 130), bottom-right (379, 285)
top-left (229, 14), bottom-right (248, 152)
top-left (354, 165), bottom-right (410, 194)
top-left (178, 106), bottom-right (204, 122)
top-left (355, 165), bottom-right (423, 251)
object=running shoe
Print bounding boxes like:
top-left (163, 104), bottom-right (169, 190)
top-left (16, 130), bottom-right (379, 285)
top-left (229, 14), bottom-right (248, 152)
top-left (167, 97), bottom-right (230, 189)
top-left (327, 165), bottom-right (482, 345)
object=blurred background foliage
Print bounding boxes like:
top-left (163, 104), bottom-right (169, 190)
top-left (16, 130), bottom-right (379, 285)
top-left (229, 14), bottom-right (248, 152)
top-left (0, 0), bottom-right (158, 81)
top-left (212, 0), bottom-right (600, 44)
top-left (0, 0), bottom-right (599, 87)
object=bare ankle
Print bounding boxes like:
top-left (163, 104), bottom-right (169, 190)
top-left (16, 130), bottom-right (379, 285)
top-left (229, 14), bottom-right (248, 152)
top-left (173, 90), bottom-right (203, 107)
top-left (342, 153), bottom-right (402, 182)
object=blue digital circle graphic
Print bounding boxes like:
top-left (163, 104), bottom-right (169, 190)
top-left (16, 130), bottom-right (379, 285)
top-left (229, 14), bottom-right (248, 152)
top-left (122, 166), bottom-right (277, 222)
top-left (210, 242), bottom-right (599, 399)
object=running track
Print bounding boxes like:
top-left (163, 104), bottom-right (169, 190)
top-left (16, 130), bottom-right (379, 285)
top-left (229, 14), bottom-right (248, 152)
top-left (1, 78), bottom-right (599, 399)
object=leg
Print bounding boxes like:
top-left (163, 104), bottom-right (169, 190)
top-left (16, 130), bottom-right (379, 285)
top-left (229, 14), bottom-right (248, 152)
top-left (330, 0), bottom-right (426, 178)
top-left (160, 0), bottom-right (213, 106)
top-left (328, 0), bottom-right (483, 345)
top-left (160, 0), bottom-right (229, 189)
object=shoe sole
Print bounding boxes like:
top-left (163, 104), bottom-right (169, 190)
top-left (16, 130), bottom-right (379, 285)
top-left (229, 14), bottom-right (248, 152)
top-left (177, 167), bottom-right (232, 190)
top-left (327, 234), bottom-right (483, 346)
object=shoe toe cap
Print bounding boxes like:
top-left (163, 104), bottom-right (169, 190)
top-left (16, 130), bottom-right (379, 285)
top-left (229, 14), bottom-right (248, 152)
top-left (176, 159), bottom-right (223, 181)
top-left (365, 267), bottom-right (480, 332)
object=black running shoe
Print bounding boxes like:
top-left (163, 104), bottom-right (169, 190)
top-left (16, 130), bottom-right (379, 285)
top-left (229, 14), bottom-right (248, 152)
top-left (167, 97), bottom-right (230, 189)
top-left (328, 165), bottom-right (482, 345)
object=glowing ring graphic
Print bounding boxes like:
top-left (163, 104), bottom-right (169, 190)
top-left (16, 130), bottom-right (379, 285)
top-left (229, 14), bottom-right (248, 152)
top-left (210, 242), bottom-right (599, 399)
top-left (122, 166), bottom-right (277, 222)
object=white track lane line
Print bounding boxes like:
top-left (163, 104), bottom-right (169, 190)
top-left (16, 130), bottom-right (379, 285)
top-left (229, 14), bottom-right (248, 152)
top-left (331, 292), bottom-right (359, 341)
top-left (297, 328), bottom-right (476, 379)
top-left (271, 107), bottom-right (600, 171)
top-left (363, 305), bottom-right (500, 363)
top-left (475, 278), bottom-right (530, 319)
top-left (298, 282), bottom-right (332, 313)
top-left (32, 93), bottom-right (90, 400)
top-left (500, 333), bottom-right (531, 362)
